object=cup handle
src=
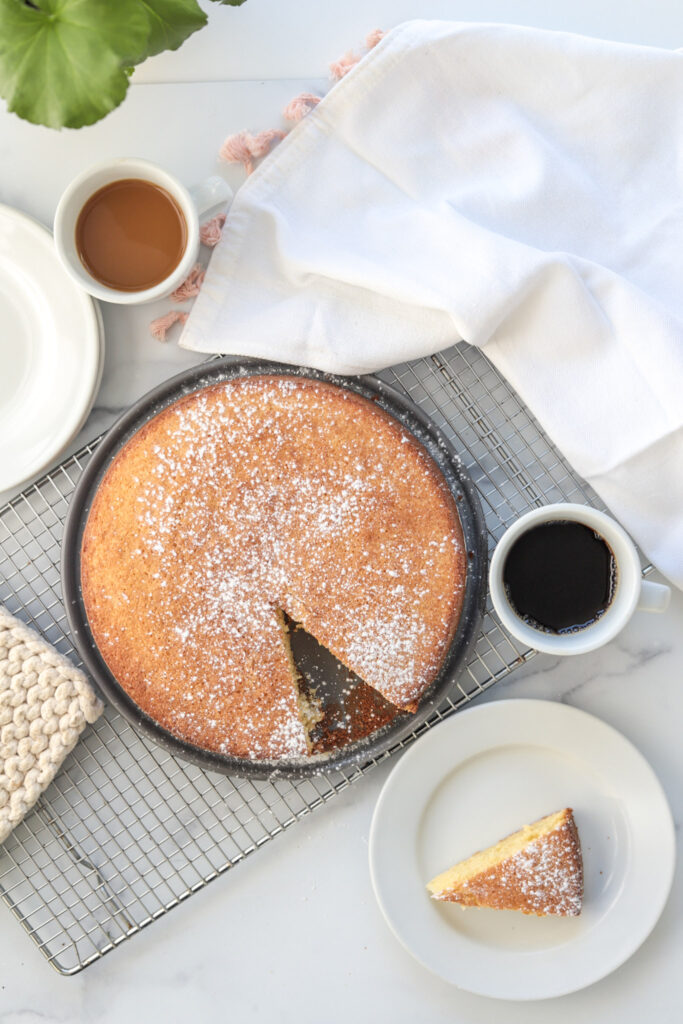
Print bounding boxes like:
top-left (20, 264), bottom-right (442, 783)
top-left (637, 578), bottom-right (671, 614)
top-left (189, 176), bottom-right (233, 218)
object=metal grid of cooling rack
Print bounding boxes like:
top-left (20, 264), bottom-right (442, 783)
top-left (0, 343), bottom-right (621, 975)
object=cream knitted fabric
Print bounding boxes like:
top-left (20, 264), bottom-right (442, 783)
top-left (0, 606), bottom-right (103, 844)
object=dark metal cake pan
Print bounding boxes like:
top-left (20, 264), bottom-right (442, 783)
top-left (62, 357), bottom-right (488, 779)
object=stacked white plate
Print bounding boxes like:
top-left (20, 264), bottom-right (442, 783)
top-left (0, 204), bottom-right (103, 494)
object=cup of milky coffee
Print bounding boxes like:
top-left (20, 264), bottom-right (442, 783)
top-left (489, 503), bottom-right (671, 655)
top-left (54, 158), bottom-right (231, 304)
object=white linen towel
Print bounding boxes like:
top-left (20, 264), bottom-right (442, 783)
top-left (181, 21), bottom-right (683, 589)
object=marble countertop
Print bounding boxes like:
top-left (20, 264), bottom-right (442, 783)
top-left (0, 2), bottom-right (681, 1021)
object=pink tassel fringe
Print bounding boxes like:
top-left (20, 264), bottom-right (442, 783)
top-left (219, 31), bottom-right (385, 178)
top-left (149, 310), bottom-right (188, 343)
top-left (219, 129), bottom-right (286, 175)
top-left (171, 263), bottom-right (205, 302)
top-left (329, 51), bottom-right (360, 80)
top-left (283, 92), bottom-right (321, 123)
top-left (148, 209), bottom-right (229, 340)
top-left (329, 31), bottom-right (384, 82)
top-left (149, 29), bottom-right (386, 345)
top-left (200, 213), bottom-right (226, 247)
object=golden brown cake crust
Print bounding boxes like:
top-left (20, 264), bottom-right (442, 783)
top-left (431, 809), bottom-right (584, 916)
top-left (81, 375), bottom-right (467, 760)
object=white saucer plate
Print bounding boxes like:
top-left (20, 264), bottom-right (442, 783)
top-left (369, 698), bottom-right (675, 1000)
top-left (0, 204), bottom-right (103, 493)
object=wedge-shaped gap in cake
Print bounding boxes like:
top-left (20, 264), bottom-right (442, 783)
top-left (280, 611), bottom-right (408, 754)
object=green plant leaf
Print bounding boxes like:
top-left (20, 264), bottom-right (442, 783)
top-left (208, 1), bottom-right (249, 7)
top-left (0, 0), bottom-right (151, 128)
top-left (139, 0), bottom-right (207, 57)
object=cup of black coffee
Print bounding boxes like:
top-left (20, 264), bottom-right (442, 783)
top-left (489, 504), bottom-right (670, 655)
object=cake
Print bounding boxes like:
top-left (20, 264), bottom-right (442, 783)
top-left (80, 375), bottom-right (467, 761)
top-left (426, 808), bottom-right (583, 916)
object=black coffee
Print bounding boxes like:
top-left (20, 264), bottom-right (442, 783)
top-left (503, 520), bottom-right (616, 634)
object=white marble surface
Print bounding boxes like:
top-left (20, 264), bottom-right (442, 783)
top-left (0, 2), bottom-right (681, 1021)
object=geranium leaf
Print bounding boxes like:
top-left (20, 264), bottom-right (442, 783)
top-left (0, 0), bottom-right (151, 129)
top-left (138, 0), bottom-right (207, 57)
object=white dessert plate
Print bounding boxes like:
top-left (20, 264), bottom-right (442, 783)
top-left (0, 204), bottom-right (102, 493)
top-left (369, 698), bottom-right (675, 1000)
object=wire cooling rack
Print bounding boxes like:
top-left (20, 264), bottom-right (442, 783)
top-left (0, 343), bottom-right (622, 974)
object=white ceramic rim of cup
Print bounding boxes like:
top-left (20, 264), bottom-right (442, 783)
top-left (53, 157), bottom-right (199, 305)
top-left (489, 503), bottom-right (642, 655)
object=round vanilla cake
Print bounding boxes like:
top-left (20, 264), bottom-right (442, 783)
top-left (80, 375), bottom-right (467, 761)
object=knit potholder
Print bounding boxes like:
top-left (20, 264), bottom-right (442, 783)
top-left (0, 606), bottom-right (103, 844)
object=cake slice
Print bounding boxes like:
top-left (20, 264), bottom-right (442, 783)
top-left (426, 808), bottom-right (583, 916)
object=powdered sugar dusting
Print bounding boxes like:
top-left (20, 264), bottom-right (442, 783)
top-left (82, 375), bottom-right (466, 761)
top-left (489, 823), bottom-right (583, 915)
top-left (434, 817), bottom-right (584, 916)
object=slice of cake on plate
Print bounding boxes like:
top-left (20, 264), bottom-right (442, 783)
top-left (426, 808), bottom-right (583, 916)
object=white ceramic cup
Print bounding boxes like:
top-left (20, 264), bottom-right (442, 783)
top-left (489, 503), bottom-right (671, 655)
top-left (53, 157), bottom-right (231, 304)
